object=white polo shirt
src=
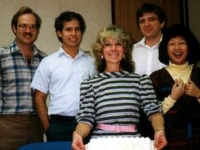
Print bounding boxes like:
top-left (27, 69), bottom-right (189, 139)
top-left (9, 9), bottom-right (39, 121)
top-left (31, 47), bottom-right (96, 116)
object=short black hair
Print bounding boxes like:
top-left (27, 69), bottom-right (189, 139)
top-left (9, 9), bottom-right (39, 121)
top-left (159, 24), bottom-right (200, 65)
top-left (54, 11), bottom-right (86, 42)
top-left (136, 2), bottom-right (167, 28)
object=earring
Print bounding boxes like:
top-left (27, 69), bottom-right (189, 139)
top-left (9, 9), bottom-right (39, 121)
top-left (101, 55), bottom-right (104, 59)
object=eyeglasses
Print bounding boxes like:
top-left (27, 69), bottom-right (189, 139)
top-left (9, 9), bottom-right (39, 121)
top-left (18, 24), bottom-right (37, 31)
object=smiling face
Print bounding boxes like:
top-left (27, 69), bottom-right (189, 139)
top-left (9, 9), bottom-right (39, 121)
top-left (103, 38), bottom-right (124, 69)
top-left (56, 19), bottom-right (82, 50)
top-left (139, 12), bottom-right (164, 40)
top-left (167, 36), bottom-right (188, 65)
top-left (12, 13), bottom-right (39, 46)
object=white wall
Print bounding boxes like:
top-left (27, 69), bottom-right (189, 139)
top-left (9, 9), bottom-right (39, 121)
top-left (0, 0), bottom-right (112, 55)
top-left (0, 0), bottom-right (111, 142)
top-left (1, 0), bottom-right (199, 56)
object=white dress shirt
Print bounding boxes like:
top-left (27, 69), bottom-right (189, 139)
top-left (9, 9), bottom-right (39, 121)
top-left (31, 47), bottom-right (96, 116)
top-left (132, 37), bottom-right (166, 75)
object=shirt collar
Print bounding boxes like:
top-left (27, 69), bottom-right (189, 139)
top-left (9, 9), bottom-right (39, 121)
top-left (10, 40), bottom-right (39, 55)
top-left (134, 35), bottom-right (163, 48)
top-left (96, 71), bottom-right (130, 79)
top-left (58, 47), bottom-right (87, 58)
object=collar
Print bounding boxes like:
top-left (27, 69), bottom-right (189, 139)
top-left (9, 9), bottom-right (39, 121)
top-left (166, 61), bottom-right (193, 74)
top-left (134, 35), bottom-right (163, 49)
top-left (58, 47), bottom-right (86, 58)
top-left (10, 40), bottom-right (38, 55)
top-left (96, 71), bottom-right (130, 79)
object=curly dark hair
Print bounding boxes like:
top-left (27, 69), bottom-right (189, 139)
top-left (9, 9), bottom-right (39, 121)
top-left (159, 24), bottom-right (200, 65)
top-left (92, 25), bottom-right (134, 73)
top-left (54, 11), bottom-right (86, 42)
top-left (136, 2), bottom-right (167, 28)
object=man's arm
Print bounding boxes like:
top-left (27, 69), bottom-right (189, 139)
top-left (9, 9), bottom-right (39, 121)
top-left (35, 89), bottom-right (49, 132)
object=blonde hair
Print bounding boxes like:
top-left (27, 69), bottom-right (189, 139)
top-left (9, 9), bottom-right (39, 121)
top-left (92, 25), bottom-right (134, 73)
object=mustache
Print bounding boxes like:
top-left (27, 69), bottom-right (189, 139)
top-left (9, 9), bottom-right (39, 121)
top-left (23, 32), bottom-right (33, 37)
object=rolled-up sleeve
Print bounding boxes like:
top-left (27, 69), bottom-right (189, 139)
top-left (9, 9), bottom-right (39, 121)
top-left (139, 75), bottom-right (161, 118)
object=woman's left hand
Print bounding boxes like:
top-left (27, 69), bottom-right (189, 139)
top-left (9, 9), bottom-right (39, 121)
top-left (185, 78), bottom-right (200, 98)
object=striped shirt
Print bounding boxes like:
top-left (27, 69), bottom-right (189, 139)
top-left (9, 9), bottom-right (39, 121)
top-left (0, 41), bottom-right (47, 114)
top-left (76, 71), bottom-right (161, 138)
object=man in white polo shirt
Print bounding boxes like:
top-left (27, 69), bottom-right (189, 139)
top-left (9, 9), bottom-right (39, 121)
top-left (31, 11), bottom-right (96, 142)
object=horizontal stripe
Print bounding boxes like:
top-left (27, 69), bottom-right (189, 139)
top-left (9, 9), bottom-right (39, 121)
top-left (77, 71), bottom-right (161, 137)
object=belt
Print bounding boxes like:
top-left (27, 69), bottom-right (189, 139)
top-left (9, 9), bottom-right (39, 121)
top-left (97, 123), bottom-right (136, 133)
top-left (50, 115), bottom-right (76, 122)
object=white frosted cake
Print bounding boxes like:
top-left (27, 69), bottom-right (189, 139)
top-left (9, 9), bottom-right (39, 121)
top-left (86, 137), bottom-right (156, 150)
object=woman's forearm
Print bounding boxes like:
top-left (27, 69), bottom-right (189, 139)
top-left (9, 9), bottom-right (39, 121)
top-left (150, 113), bottom-right (165, 132)
top-left (75, 122), bottom-right (92, 138)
